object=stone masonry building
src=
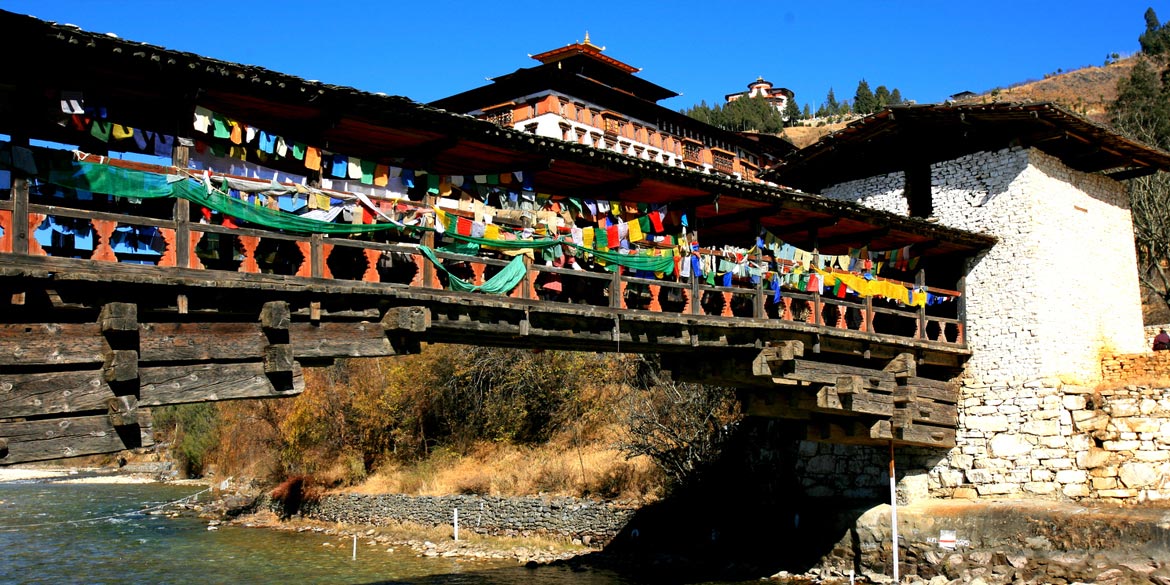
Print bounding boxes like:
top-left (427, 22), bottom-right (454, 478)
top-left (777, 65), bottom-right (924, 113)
top-left (767, 102), bottom-right (1170, 502)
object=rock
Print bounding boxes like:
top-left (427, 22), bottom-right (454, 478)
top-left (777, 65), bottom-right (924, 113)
top-left (1006, 553), bottom-right (1029, 569)
top-left (1093, 568), bottom-right (1125, 584)
top-left (1119, 462), bottom-right (1162, 488)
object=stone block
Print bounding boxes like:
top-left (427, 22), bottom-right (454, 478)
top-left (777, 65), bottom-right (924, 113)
top-left (1119, 462), bottom-right (1163, 488)
top-left (951, 487), bottom-right (978, 499)
top-left (1073, 413), bottom-right (1110, 432)
top-left (1114, 418), bottom-right (1160, 434)
top-left (989, 434), bottom-right (1032, 458)
top-left (966, 415), bottom-right (1009, 432)
top-left (1076, 448), bottom-right (1112, 469)
top-left (1089, 465), bottom-right (1118, 478)
top-left (1102, 440), bottom-right (1141, 452)
top-left (1096, 488), bottom-right (1138, 498)
top-left (1055, 469), bottom-right (1087, 484)
top-left (976, 483), bottom-right (1014, 496)
top-left (1135, 450), bottom-right (1170, 462)
top-left (1061, 484), bottom-right (1091, 498)
top-left (1090, 477), bottom-right (1118, 490)
top-left (966, 469), bottom-right (995, 484)
top-left (1062, 395), bottom-right (1087, 410)
top-left (1023, 482), bottom-right (1057, 494)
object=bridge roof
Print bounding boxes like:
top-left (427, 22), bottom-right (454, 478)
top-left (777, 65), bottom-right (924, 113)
top-left (0, 10), bottom-right (995, 258)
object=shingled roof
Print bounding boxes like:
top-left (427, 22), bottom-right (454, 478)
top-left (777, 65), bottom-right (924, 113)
top-left (765, 102), bottom-right (1170, 192)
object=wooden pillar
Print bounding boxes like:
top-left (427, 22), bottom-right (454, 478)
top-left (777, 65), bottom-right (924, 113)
top-left (310, 233), bottom-right (325, 278)
top-left (956, 272), bottom-right (967, 345)
top-left (421, 193), bottom-right (437, 288)
top-left (915, 268), bottom-right (926, 339)
top-left (11, 176), bottom-right (28, 255)
top-left (753, 221), bottom-right (764, 318)
top-left (690, 272), bottom-right (701, 315)
top-left (610, 266), bottom-right (624, 309)
top-left (172, 142), bottom-right (191, 268)
top-left (810, 228), bottom-right (822, 326)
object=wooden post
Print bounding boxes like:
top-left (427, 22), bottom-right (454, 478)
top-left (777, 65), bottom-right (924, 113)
top-left (610, 266), bottom-right (622, 309)
top-left (956, 273), bottom-right (967, 345)
top-left (173, 142), bottom-right (191, 268)
top-left (811, 250), bottom-right (823, 326)
top-left (915, 268), bottom-right (926, 339)
top-left (11, 175), bottom-right (28, 255)
top-left (310, 234), bottom-right (325, 278)
top-left (690, 272), bottom-right (701, 315)
top-left (421, 193), bottom-right (437, 289)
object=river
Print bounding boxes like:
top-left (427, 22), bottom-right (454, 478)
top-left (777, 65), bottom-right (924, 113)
top-left (0, 480), bottom-right (677, 584)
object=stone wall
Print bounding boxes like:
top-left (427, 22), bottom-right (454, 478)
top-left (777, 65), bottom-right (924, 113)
top-left (1102, 350), bottom-right (1170, 383)
top-left (821, 146), bottom-right (1145, 384)
top-left (821, 171), bottom-right (908, 216)
top-left (807, 150), bottom-right (1152, 503)
top-left (292, 493), bottom-right (635, 540)
top-left (795, 380), bottom-right (1170, 504)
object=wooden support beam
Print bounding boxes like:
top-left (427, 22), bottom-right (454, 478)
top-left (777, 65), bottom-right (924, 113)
top-left (139, 362), bottom-right (304, 405)
top-left (817, 227), bottom-right (890, 249)
top-left (884, 353), bottom-right (917, 379)
top-left (0, 323), bottom-right (106, 366)
top-left (381, 306), bottom-right (431, 332)
top-left (0, 411), bottom-right (153, 466)
top-left (774, 359), bottom-right (897, 392)
top-left (106, 395), bottom-right (138, 427)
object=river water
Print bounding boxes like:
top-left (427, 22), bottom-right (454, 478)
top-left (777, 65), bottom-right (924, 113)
top-left (0, 481), bottom-right (671, 585)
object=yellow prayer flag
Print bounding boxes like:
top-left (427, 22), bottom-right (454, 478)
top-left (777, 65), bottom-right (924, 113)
top-left (582, 227), bottom-right (594, 249)
top-left (484, 224), bottom-right (500, 240)
top-left (112, 124), bottom-right (134, 140)
top-left (627, 219), bottom-right (644, 242)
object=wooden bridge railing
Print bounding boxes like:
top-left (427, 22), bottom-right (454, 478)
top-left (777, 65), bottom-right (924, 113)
top-left (0, 172), bottom-right (964, 347)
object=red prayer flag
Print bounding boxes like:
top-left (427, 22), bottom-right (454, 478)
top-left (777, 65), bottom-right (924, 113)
top-left (456, 217), bottom-right (473, 236)
top-left (649, 211), bottom-right (664, 232)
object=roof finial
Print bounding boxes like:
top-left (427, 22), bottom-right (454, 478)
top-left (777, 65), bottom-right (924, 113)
top-left (584, 31), bottom-right (590, 45)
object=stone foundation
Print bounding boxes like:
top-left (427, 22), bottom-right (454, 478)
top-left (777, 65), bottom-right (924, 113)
top-left (287, 492), bottom-right (635, 541)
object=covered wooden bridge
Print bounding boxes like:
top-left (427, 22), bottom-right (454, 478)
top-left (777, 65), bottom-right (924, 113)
top-left (0, 11), bottom-right (994, 464)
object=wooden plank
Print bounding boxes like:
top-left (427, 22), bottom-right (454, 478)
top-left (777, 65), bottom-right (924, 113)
top-left (289, 322), bottom-right (396, 358)
top-left (776, 359), bottom-right (897, 392)
top-left (902, 377), bottom-right (960, 404)
top-left (0, 411), bottom-right (154, 465)
top-left (896, 423), bottom-right (956, 448)
top-left (0, 323), bottom-right (106, 366)
top-left (139, 362), bottom-right (304, 406)
top-left (0, 368), bottom-right (112, 418)
top-left (139, 322), bottom-right (268, 362)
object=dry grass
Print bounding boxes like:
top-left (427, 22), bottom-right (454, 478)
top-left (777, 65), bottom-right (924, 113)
top-left (348, 440), bottom-right (662, 502)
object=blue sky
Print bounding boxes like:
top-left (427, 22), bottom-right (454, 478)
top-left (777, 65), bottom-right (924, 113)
top-left (6, 1), bottom-right (1166, 112)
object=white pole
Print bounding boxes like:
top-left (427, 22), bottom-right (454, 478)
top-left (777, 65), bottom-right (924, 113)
top-left (453, 508), bottom-right (459, 542)
top-left (889, 442), bottom-right (899, 583)
top-left (352, 535), bottom-right (357, 561)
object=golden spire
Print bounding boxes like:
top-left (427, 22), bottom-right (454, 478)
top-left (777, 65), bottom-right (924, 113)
top-left (584, 31), bottom-right (591, 45)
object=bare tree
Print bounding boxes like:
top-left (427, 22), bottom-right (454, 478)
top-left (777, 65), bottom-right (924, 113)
top-left (619, 355), bottom-right (742, 488)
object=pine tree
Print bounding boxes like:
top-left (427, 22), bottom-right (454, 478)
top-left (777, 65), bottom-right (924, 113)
top-left (1139, 8), bottom-right (1170, 56)
top-left (890, 88), bottom-right (904, 105)
top-left (854, 80), bottom-right (876, 114)
top-left (874, 85), bottom-right (891, 110)
top-left (803, 103), bottom-right (812, 119)
top-left (826, 88), bottom-right (839, 116)
top-left (783, 98), bottom-right (801, 126)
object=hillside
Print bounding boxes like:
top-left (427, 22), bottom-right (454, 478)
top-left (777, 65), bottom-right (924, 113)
top-left (778, 57), bottom-right (1135, 149)
top-left (951, 57), bottom-right (1136, 123)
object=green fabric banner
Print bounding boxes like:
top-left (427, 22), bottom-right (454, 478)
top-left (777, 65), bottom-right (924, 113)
top-left (36, 159), bottom-right (677, 273)
top-left (419, 245), bottom-right (528, 294)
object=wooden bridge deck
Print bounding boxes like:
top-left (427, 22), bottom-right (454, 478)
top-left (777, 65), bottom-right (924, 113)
top-left (1, 243), bottom-right (966, 464)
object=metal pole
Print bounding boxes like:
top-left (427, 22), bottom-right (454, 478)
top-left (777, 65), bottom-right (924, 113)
top-left (889, 441), bottom-right (899, 583)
